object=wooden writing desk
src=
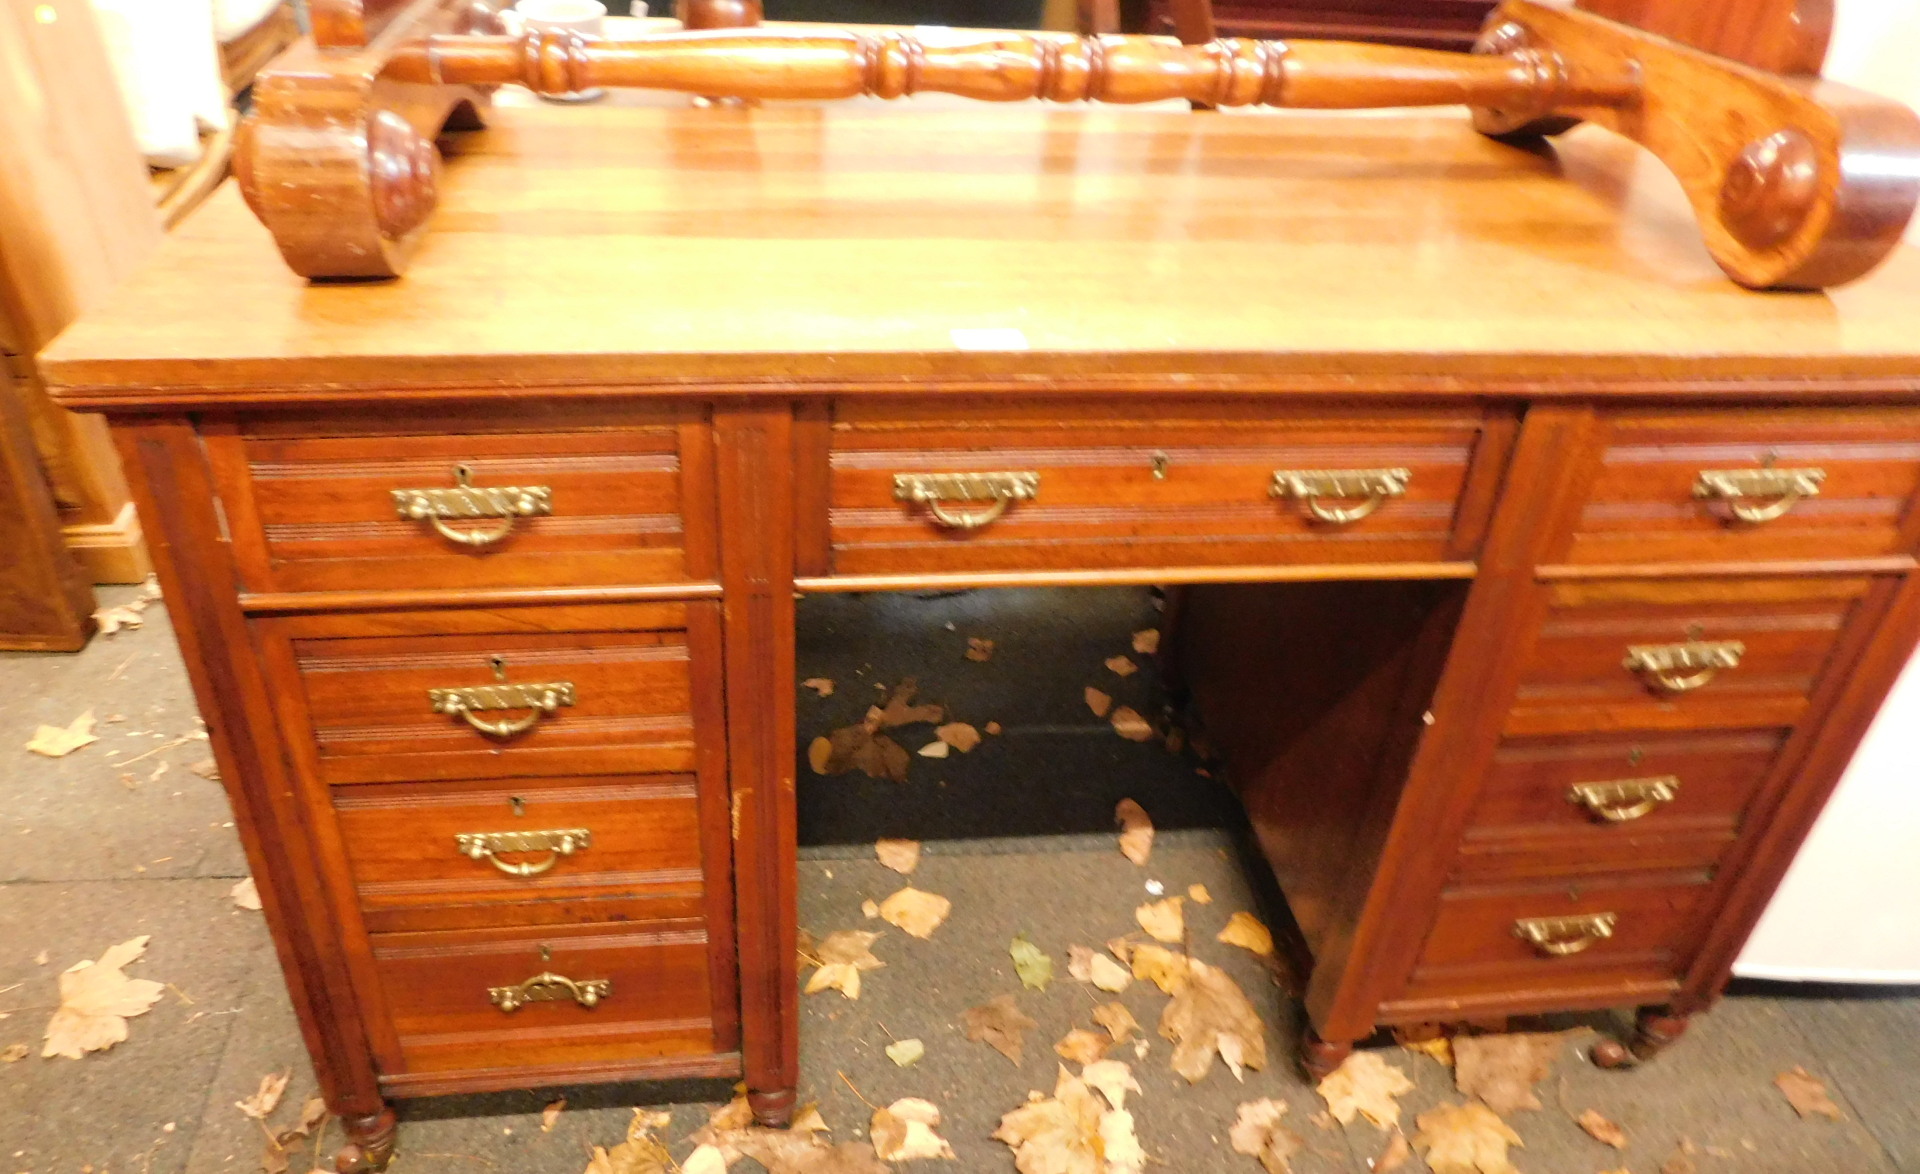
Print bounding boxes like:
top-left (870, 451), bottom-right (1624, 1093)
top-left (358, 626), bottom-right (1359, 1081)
top-left (41, 99), bottom-right (1920, 1171)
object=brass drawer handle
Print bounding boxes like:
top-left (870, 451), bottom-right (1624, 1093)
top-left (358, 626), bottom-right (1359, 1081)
top-left (893, 471), bottom-right (1040, 530)
top-left (454, 828), bottom-right (592, 876)
top-left (1693, 467), bottom-right (1825, 524)
top-left (489, 971), bottom-right (610, 1013)
top-left (428, 680), bottom-right (576, 737)
top-left (1623, 640), bottom-right (1744, 694)
top-left (1568, 777), bottom-right (1680, 823)
top-left (1270, 468), bottom-right (1411, 525)
top-left (1514, 913), bottom-right (1617, 957)
top-left (392, 464), bottom-right (553, 548)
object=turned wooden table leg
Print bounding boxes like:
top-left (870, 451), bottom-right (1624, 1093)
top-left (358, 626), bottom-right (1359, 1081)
top-left (750, 1085), bottom-right (798, 1128)
top-left (1591, 1005), bottom-right (1693, 1069)
top-left (335, 1107), bottom-right (398, 1173)
top-left (1299, 1029), bottom-right (1355, 1081)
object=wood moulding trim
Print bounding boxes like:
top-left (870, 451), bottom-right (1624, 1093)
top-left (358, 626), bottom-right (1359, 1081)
top-left (1536, 557), bottom-right (1919, 579)
top-left (44, 368), bottom-right (1920, 411)
top-left (238, 582), bottom-right (723, 614)
top-left (376, 1050), bottom-right (743, 1098)
top-left (796, 563), bottom-right (1478, 593)
top-left (60, 500), bottom-right (152, 584)
top-left (1378, 977), bottom-right (1682, 1023)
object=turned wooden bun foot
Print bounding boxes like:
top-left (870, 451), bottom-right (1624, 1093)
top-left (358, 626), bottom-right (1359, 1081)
top-left (1592, 1006), bottom-right (1692, 1070)
top-left (1298, 1030), bottom-right (1354, 1081)
top-left (336, 1108), bottom-right (398, 1173)
top-left (749, 1085), bottom-right (797, 1128)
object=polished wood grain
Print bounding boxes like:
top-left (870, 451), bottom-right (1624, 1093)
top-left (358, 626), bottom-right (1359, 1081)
top-left (825, 402), bottom-right (1495, 575)
top-left (1578, 0), bottom-right (1831, 75)
top-left (1144, 0), bottom-right (1497, 52)
top-left (0, 373), bottom-right (93, 649)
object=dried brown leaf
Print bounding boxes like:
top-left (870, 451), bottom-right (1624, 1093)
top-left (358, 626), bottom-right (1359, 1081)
top-left (1081, 1059), bottom-right (1140, 1111)
top-left (682, 1145), bottom-right (729, 1174)
top-left (875, 839), bottom-right (920, 874)
top-left (1160, 957), bottom-right (1267, 1084)
top-left (992, 1066), bottom-right (1107, 1174)
top-left (1135, 897), bottom-right (1185, 944)
top-left (93, 604), bottom-right (148, 635)
top-left (1090, 954), bottom-right (1131, 993)
top-left (235, 1070), bottom-right (291, 1120)
top-left (231, 877), bottom-right (263, 911)
top-left (1093, 1002), bottom-right (1141, 1044)
top-left (542, 1097), bottom-right (566, 1132)
top-left (1055, 1028), bottom-right (1110, 1065)
top-left (1217, 911), bottom-right (1274, 956)
top-left (188, 758), bottom-right (220, 781)
top-left (935, 722), bottom-right (981, 753)
top-left (1230, 1098), bottom-right (1301, 1174)
top-left (1453, 1032), bottom-right (1567, 1114)
top-left (1577, 1108), bottom-right (1628, 1148)
top-left (886, 1038), bottom-right (925, 1067)
top-left (917, 741), bottom-right (950, 758)
top-left (876, 679), bottom-right (944, 727)
top-left (1376, 1132), bottom-right (1413, 1172)
top-left (42, 936), bottom-right (165, 1058)
top-left (1068, 944), bottom-right (1097, 982)
top-left (1399, 1033), bottom-right (1454, 1067)
top-left (1110, 707), bottom-right (1154, 741)
top-left (1085, 688), bottom-right (1112, 718)
top-left (803, 930), bottom-right (884, 999)
top-left (1317, 1052), bottom-right (1415, 1129)
top-left (1188, 884), bottom-right (1213, 905)
top-left (879, 887), bottom-right (951, 939)
top-left (1105, 656), bottom-right (1139, 677)
top-left (1131, 629), bottom-right (1160, 654)
top-left (872, 1097), bottom-right (955, 1161)
top-left (1, 1044), bottom-right (29, 1062)
top-left (1660, 1149), bottom-right (1699, 1174)
top-left (818, 725), bottom-right (911, 783)
top-left (965, 994), bottom-right (1038, 1065)
top-left (26, 711), bottom-right (98, 758)
top-left (1129, 944), bottom-right (1189, 994)
top-left (1413, 1102), bottom-right (1525, 1174)
top-left (808, 736), bottom-right (833, 775)
top-left (1776, 1067), bottom-right (1845, 1120)
top-left (803, 678), bottom-right (835, 696)
top-left (1115, 799), bottom-right (1154, 866)
top-left (966, 638), bottom-right (996, 662)
top-left (1011, 935), bottom-right (1053, 990)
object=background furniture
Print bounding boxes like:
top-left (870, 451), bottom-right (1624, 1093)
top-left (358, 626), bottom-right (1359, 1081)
top-left (42, 96), bottom-right (1920, 1169)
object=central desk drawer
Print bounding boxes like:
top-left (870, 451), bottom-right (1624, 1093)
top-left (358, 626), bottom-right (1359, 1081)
top-left (1503, 577), bottom-right (1872, 737)
top-left (822, 404), bottom-right (1500, 576)
top-left (206, 409), bottom-right (713, 595)
top-left (256, 602), bottom-right (716, 787)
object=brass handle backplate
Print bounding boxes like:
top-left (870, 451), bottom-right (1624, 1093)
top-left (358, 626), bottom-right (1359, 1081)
top-left (393, 464), bottom-right (553, 548)
top-left (488, 971), bottom-right (610, 1012)
top-left (1270, 468), bottom-right (1411, 524)
top-left (455, 828), bottom-right (592, 876)
top-left (1623, 640), bottom-right (1745, 694)
top-left (1568, 777), bottom-right (1680, 823)
top-left (893, 471), bottom-right (1040, 530)
top-left (1693, 467), bottom-right (1825, 524)
top-left (1514, 912), bottom-right (1617, 956)
top-left (428, 680), bottom-right (576, 737)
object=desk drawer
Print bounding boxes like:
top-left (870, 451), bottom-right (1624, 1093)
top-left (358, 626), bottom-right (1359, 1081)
top-left (821, 403), bottom-right (1500, 576)
top-left (1503, 577), bottom-right (1871, 737)
top-left (207, 410), bottom-right (712, 594)
top-left (369, 915), bottom-right (721, 1076)
top-left (1403, 873), bottom-right (1714, 1001)
top-left (257, 602), bottom-right (716, 786)
top-left (1556, 409), bottom-right (1920, 567)
top-left (1453, 728), bottom-right (1785, 882)
top-left (334, 775), bottom-right (710, 935)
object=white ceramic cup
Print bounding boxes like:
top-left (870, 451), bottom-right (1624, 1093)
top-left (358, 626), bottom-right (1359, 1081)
top-left (503, 0), bottom-right (609, 101)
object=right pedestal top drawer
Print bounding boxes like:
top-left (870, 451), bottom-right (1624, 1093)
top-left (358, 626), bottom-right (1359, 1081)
top-left (1552, 408), bottom-right (1920, 567)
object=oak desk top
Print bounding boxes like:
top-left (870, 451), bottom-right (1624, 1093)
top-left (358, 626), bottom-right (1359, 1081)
top-left (42, 100), bottom-right (1920, 404)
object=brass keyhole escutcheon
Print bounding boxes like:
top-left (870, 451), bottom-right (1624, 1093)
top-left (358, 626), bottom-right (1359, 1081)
top-left (1150, 452), bottom-right (1169, 480)
top-left (509, 796), bottom-right (526, 816)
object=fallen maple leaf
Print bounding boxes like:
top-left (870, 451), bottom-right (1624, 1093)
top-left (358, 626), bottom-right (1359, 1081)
top-left (803, 930), bottom-right (884, 999)
top-left (236, 1070), bottom-right (291, 1119)
top-left (1217, 912), bottom-right (1274, 956)
top-left (886, 1038), bottom-right (925, 1067)
top-left (1128, 944), bottom-right (1189, 994)
top-left (1103, 1107), bottom-right (1146, 1174)
top-left (1092, 955), bottom-right (1131, 993)
top-left (872, 1098), bottom-right (955, 1161)
top-left (935, 722), bottom-right (981, 752)
top-left (1377, 1131), bottom-right (1413, 1172)
top-left (231, 877), bottom-right (263, 911)
top-left (1082, 1059), bottom-right (1140, 1111)
top-left (1453, 1032), bottom-right (1567, 1114)
top-left (1188, 884), bottom-right (1212, 904)
top-left (1056, 1028), bottom-right (1110, 1065)
top-left (875, 679), bottom-right (944, 727)
top-left (1115, 799), bottom-right (1154, 866)
top-left (1069, 945), bottom-right (1098, 982)
top-left (42, 936), bottom-right (165, 1058)
top-left (993, 1066), bottom-right (1111, 1174)
top-left (816, 724), bottom-right (911, 783)
top-left (1085, 688), bottom-right (1112, 718)
top-left (1135, 897), bottom-right (1185, 944)
top-left (26, 711), bottom-right (98, 758)
top-left (585, 1131), bottom-right (672, 1174)
top-left (682, 1145), bottom-right (728, 1174)
top-left (1110, 707), bottom-right (1154, 741)
top-left (965, 994), bottom-right (1038, 1064)
top-left (1399, 1032), bottom-right (1454, 1067)
top-left (1160, 957), bottom-right (1267, 1083)
top-left (803, 678), bottom-right (835, 696)
top-left (1775, 1067), bottom-right (1845, 1120)
top-left (1577, 1108), bottom-right (1627, 1148)
top-left (93, 604), bottom-right (148, 635)
top-left (879, 887), bottom-right (951, 939)
top-left (1413, 1102), bottom-right (1524, 1174)
top-left (966, 638), bottom-right (996, 661)
top-left (1317, 1052), bottom-right (1415, 1129)
top-left (876, 839), bottom-right (920, 873)
top-left (1229, 1098), bottom-right (1301, 1173)
top-left (1011, 934), bottom-right (1054, 990)
top-left (1105, 655), bottom-right (1139, 677)
top-left (1093, 1001), bottom-right (1142, 1044)
top-left (542, 1097), bottom-right (567, 1132)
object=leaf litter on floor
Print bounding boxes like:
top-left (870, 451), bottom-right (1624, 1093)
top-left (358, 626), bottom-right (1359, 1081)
top-left (1217, 911), bottom-right (1274, 956)
top-left (1055, 1028), bottom-right (1110, 1065)
top-left (235, 1069), bottom-right (291, 1119)
top-left (1413, 1102), bottom-right (1524, 1174)
top-left (1135, 897), bottom-right (1184, 944)
top-left (803, 930), bottom-right (884, 999)
top-left (1316, 1052), bottom-right (1415, 1129)
top-left (874, 838), bottom-right (920, 874)
top-left (1229, 1098), bottom-right (1301, 1173)
top-left (1452, 1032), bottom-right (1569, 1114)
top-left (1011, 934), bottom-right (1053, 990)
top-left (1114, 798), bottom-right (1154, 866)
top-left (1160, 957), bottom-right (1266, 1083)
top-left (871, 1098), bottom-right (955, 1161)
top-left (878, 887), bottom-right (950, 939)
top-left (994, 1065), bottom-right (1142, 1174)
top-left (42, 935), bottom-right (165, 1058)
top-left (26, 710), bottom-right (98, 758)
top-left (965, 994), bottom-right (1038, 1064)
top-left (1775, 1066), bottom-right (1845, 1120)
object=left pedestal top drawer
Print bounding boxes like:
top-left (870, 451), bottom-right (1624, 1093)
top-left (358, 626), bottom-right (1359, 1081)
top-left (202, 408), bottom-right (715, 595)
